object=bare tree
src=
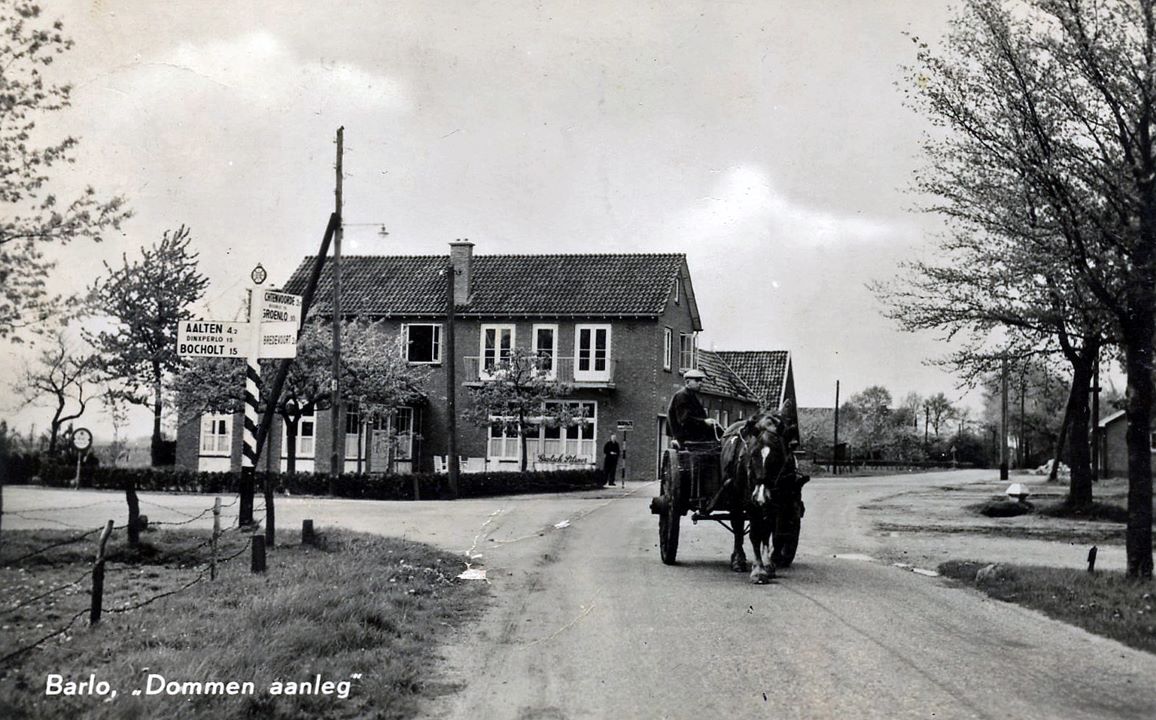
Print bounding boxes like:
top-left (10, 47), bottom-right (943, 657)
top-left (12, 332), bottom-right (96, 454)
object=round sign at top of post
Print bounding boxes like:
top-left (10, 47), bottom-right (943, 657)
top-left (72, 428), bottom-right (93, 452)
top-left (250, 263), bottom-right (267, 285)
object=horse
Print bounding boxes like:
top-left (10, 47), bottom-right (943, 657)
top-left (719, 410), bottom-right (797, 584)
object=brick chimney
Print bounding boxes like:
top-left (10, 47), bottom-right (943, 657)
top-left (449, 239), bottom-right (473, 306)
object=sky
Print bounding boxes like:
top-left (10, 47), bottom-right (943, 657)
top-left (3, 0), bottom-right (983, 442)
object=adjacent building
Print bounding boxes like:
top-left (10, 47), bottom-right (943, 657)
top-left (176, 241), bottom-right (795, 480)
top-left (1098, 410), bottom-right (1156, 477)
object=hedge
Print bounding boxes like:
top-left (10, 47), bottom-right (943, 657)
top-left (8, 462), bottom-right (603, 501)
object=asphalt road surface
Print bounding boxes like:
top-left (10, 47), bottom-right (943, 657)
top-left (7, 472), bottom-right (1156, 719)
top-left (422, 471), bottom-right (1156, 720)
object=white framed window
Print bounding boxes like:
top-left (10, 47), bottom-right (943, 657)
top-left (532, 401), bottom-right (598, 464)
top-left (575, 324), bottom-right (611, 382)
top-left (663, 327), bottom-right (672, 372)
top-left (394, 407), bottom-right (414, 461)
top-left (200, 414), bottom-right (232, 455)
top-left (404, 323), bottom-right (441, 364)
top-left (674, 276), bottom-right (681, 305)
top-left (481, 324), bottom-right (515, 373)
top-left (722, 409), bottom-right (730, 427)
top-left (532, 324), bottom-right (558, 378)
top-left (679, 332), bottom-right (697, 371)
top-left (345, 409), bottom-right (362, 460)
top-left (487, 421), bottom-right (521, 460)
top-left (281, 407), bottom-right (315, 458)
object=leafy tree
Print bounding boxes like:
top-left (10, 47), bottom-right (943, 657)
top-left (464, 347), bottom-right (576, 471)
top-left (840, 385), bottom-right (895, 460)
top-left (893, 0), bottom-right (1156, 576)
top-left (0, 2), bottom-right (130, 339)
top-left (11, 331), bottom-right (96, 454)
top-left (87, 226), bottom-right (208, 466)
top-left (923, 393), bottom-right (957, 438)
top-left (341, 319), bottom-right (429, 473)
top-left (173, 318), bottom-right (429, 475)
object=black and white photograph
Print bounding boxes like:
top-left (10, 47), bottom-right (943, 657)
top-left (2, 1), bottom-right (1156, 718)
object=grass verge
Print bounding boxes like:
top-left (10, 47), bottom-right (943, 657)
top-left (0, 527), bottom-right (488, 719)
top-left (939, 561), bottom-right (1156, 655)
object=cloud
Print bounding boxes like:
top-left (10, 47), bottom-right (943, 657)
top-left (677, 165), bottom-right (904, 248)
top-left (159, 30), bottom-right (409, 113)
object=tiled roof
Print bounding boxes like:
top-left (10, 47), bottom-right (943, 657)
top-left (696, 350), bottom-right (756, 401)
top-left (282, 253), bottom-right (685, 318)
top-left (715, 351), bottom-right (790, 408)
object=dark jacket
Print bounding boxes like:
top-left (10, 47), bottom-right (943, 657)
top-left (603, 440), bottom-right (620, 463)
top-left (666, 387), bottom-right (713, 443)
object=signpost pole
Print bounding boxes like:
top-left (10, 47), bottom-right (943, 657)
top-left (621, 428), bottom-right (628, 485)
top-left (239, 287), bottom-right (263, 527)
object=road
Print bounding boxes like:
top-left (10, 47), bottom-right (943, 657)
top-left (6, 472), bottom-right (1155, 719)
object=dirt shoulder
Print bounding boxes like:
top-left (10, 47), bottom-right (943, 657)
top-left (860, 472), bottom-right (1130, 573)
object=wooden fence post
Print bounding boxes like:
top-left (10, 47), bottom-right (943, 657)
top-left (210, 497), bottom-right (221, 581)
top-left (251, 535), bottom-right (266, 573)
top-left (90, 520), bottom-right (114, 625)
top-left (302, 519), bottom-right (315, 546)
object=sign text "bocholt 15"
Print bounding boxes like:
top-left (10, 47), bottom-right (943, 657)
top-left (177, 321), bottom-right (246, 357)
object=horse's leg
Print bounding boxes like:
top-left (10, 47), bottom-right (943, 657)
top-left (730, 509), bottom-right (749, 572)
top-left (748, 516), bottom-right (775, 584)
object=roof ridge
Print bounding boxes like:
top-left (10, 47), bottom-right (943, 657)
top-left (296, 252), bottom-right (685, 260)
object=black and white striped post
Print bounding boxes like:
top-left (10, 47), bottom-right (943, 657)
top-left (239, 271), bottom-right (266, 527)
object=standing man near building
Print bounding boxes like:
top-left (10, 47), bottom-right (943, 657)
top-left (603, 433), bottom-right (621, 486)
top-left (666, 369), bottom-right (718, 445)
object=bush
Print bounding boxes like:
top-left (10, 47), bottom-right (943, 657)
top-left (16, 465), bottom-right (603, 500)
top-left (971, 498), bottom-right (1034, 517)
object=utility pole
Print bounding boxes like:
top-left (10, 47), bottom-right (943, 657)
top-left (1019, 365), bottom-right (1027, 469)
top-left (445, 254), bottom-right (460, 499)
top-left (1000, 355), bottom-right (1009, 481)
top-left (330, 127), bottom-right (344, 480)
top-left (832, 380), bottom-right (840, 475)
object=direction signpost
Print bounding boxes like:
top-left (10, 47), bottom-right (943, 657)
top-left (616, 420), bottom-right (633, 484)
top-left (176, 275), bottom-right (303, 526)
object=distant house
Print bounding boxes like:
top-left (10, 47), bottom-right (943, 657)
top-left (1098, 410), bottom-right (1156, 477)
top-left (176, 242), bottom-right (795, 480)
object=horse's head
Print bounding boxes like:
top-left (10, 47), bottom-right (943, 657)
top-left (737, 411), bottom-right (788, 503)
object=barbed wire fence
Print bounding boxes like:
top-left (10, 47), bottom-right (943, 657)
top-left (0, 496), bottom-right (277, 666)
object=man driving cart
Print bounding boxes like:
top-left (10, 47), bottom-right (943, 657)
top-left (666, 368), bottom-right (719, 445)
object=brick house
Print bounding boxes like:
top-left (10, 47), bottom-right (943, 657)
top-left (176, 241), bottom-right (793, 480)
top-left (1098, 409), bottom-right (1156, 477)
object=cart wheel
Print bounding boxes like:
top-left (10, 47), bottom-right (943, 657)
top-left (772, 510), bottom-right (801, 568)
top-left (658, 452), bottom-right (681, 565)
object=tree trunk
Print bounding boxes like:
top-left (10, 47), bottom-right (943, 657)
top-left (519, 411), bottom-right (528, 473)
top-left (1123, 303), bottom-right (1155, 579)
top-left (49, 401), bottom-right (63, 456)
top-left (1066, 345), bottom-right (1096, 509)
top-left (1048, 381), bottom-right (1077, 484)
top-left (150, 373), bottom-right (164, 466)
top-left (286, 415), bottom-right (298, 475)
